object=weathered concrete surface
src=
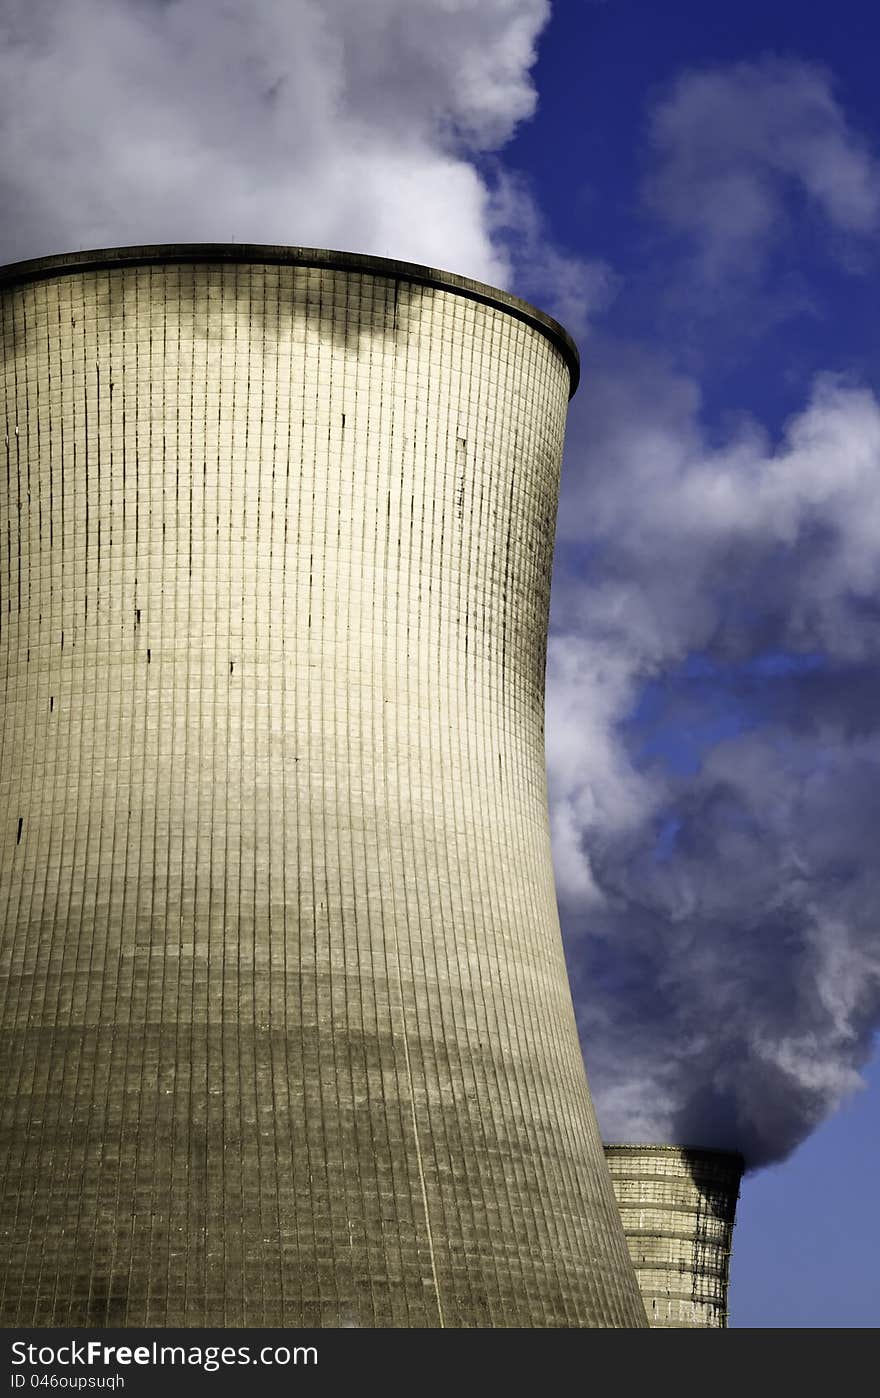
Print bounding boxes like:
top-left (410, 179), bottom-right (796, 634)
top-left (0, 247), bottom-right (646, 1328)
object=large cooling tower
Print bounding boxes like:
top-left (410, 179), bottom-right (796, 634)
top-left (604, 1145), bottom-right (744, 1328)
top-left (0, 245), bottom-right (647, 1328)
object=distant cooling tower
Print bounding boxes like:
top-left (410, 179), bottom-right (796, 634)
top-left (604, 1145), bottom-right (744, 1328)
top-left (0, 244), bottom-right (647, 1328)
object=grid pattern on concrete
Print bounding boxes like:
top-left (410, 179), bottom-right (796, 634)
top-left (604, 1145), bottom-right (744, 1328)
top-left (0, 253), bottom-right (647, 1328)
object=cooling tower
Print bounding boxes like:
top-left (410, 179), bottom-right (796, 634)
top-left (0, 244), bottom-right (647, 1328)
top-left (604, 1145), bottom-right (744, 1328)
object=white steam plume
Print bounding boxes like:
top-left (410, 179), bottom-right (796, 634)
top-left (551, 359), bottom-right (880, 1166)
top-left (0, 0), bottom-right (554, 286)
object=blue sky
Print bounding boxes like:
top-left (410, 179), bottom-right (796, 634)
top-left (729, 1049), bottom-right (879, 1326)
top-left (1, 0), bottom-right (878, 1329)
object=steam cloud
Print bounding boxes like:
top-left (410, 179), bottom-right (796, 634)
top-left (646, 56), bottom-right (880, 282)
top-left (550, 59), bottom-right (880, 1167)
top-left (0, 0), bottom-right (551, 286)
top-left (1, 10), bottom-right (878, 1169)
top-left (551, 368), bottom-right (880, 1166)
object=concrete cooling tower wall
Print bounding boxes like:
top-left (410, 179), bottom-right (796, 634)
top-left (0, 244), bottom-right (647, 1328)
top-left (604, 1145), bottom-right (744, 1328)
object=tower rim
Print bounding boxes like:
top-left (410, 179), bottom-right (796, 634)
top-left (604, 1143), bottom-right (746, 1167)
top-left (0, 241), bottom-right (580, 398)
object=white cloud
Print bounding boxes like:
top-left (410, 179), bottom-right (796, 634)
top-left (555, 359), bottom-right (880, 667)
top-left (549, 350), bottom-right (880, 1162)
top-left (0, 0), bottom-right (553, 284)
top-left (645, 56), bottom-right (880, 279)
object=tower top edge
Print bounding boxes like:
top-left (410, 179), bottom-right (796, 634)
top-left (0, 242), bottom-right (580, 398)
top-left (604, 1144), bottom-right (745, 1166)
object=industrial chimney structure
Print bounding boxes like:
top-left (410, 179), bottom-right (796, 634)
top-left (604, 1145), bottom-right (744, 1328)
top-left (0, 245), bottom-right (647, 1328)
